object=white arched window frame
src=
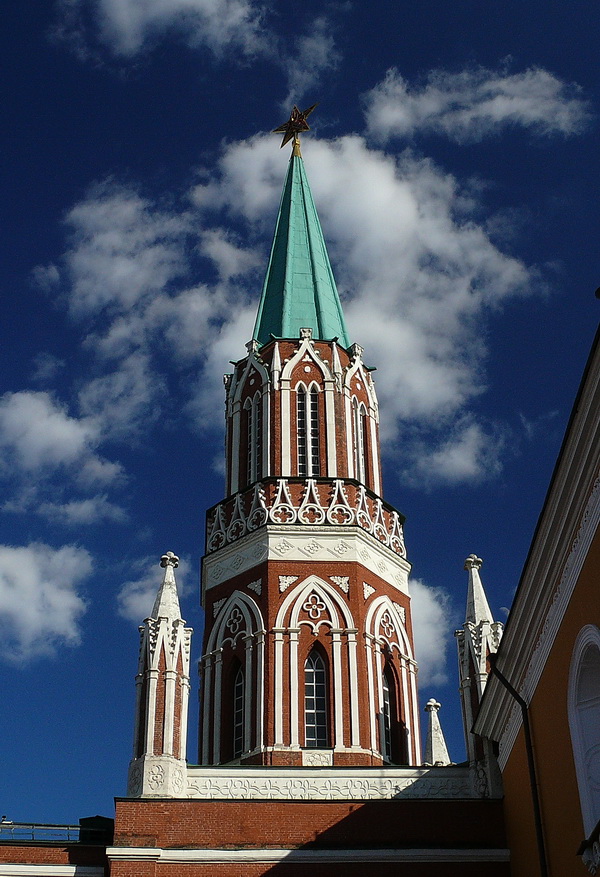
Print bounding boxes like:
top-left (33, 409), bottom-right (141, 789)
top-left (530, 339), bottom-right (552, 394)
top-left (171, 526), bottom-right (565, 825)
top-left (202, 592), bottom-right (265, 765)
top-left (364, 596), bottom-right (420, 765)
top-left (274, 576), bottom-right (358, 751)
top-left (296, 382), bottom-right (321, 477)
top-left (243, 391), bottom-right (262, 486)
top-left (568, 624), bottom-right (600, 837)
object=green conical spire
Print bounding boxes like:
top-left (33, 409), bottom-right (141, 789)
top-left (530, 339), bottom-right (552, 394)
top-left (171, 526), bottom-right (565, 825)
top-left (253, 147), bottom-right (351, 349)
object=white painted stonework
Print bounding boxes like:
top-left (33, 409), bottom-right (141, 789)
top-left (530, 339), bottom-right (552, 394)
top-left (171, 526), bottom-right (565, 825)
top-left (107, 847), bottom-right (509, 865)
top-left (203, 524), bottom-right (411, 595)
top-left (127, 753), bottom-right (187, 798)
top-left (184, 764), bottom-right (490, 800)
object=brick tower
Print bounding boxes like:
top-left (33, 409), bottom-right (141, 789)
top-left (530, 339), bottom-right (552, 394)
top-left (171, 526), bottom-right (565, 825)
top-left (198, 125), bottom-right (420, 769)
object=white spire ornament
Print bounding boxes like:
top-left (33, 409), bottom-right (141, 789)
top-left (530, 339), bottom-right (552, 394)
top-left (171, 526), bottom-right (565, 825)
top-left (127, 552), bottom-right (192, 798)
top-left (424, 699), bottom-right (451, 766)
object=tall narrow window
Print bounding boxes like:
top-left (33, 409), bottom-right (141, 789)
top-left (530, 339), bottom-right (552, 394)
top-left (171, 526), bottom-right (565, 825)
top-left (353, 399), bottom-right (367, 484)
top-left (304, 651), bottom-right (328, 747)
top-left (382, 669), bottom-right (392, 762)
top-left (297, 385), bottom-right (321, 476)
top-left (569, 627), bottom-right (600, 837)
top-left (243, 393), bottom-right (262, 486)
top-left (233, 666), bottom-right (245, 759)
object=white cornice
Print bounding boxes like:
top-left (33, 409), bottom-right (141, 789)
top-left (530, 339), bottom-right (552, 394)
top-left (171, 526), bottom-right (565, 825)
top-left (107, 846), bottom-right (509, 864)
top-left (0, 869), bottom-right (103, 876)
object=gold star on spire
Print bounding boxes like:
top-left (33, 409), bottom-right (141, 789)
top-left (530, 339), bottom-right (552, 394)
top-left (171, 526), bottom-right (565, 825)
top-left (272, 103), bottom-right (318, 155)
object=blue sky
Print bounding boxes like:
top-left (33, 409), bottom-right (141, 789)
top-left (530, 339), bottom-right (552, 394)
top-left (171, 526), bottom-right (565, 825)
top-left (1, 0), bottom-right (598, 823)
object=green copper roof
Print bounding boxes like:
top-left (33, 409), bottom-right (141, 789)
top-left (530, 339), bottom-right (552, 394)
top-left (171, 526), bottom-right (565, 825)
top-left (253, 151), bottom-right (351, 348)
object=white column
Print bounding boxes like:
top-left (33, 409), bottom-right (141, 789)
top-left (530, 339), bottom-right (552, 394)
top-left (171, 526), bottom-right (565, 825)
top-left (163, 669), bottom-right (177, 756)
top-left (212, 648), bottom-right (223, 764)
top-left (200, 655), bottom-right (212, 764)
top-left (346, 630), bottom-right (360, 747)
top-left (345, 393), bottom-right (354, 478)
top-left (289, 629), bottom-right (300, 747)
top-left (374, 641), bottom-right (385, 755)
top-left (332, 630), bottom-right (344, 747)
top-left (179, 674), bottom-right (190, 761)
top-left (243, 634), bottom-right (253, 752)
top-left (365, 636), bottom-right (377, 752)
top-left (145, 669), bottom-right (159, 755)
top-left (273, 629), bottom-right (285, 745)
top-left (369, 414), bottom-right (381, 495)
top-left (408, 660), bottom-right (421, 764)
top-left (400, 657), bottom-right (412, 761)
top-left (255, 630), bottom-right (265, 751)
top-left (324, 384), bottom-right (337, 477)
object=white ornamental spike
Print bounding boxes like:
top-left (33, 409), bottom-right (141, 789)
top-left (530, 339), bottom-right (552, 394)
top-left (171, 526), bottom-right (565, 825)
top-left (424, 698), bottom-right (451, 766)
top-left (464, 554), bottom-right (493, 625)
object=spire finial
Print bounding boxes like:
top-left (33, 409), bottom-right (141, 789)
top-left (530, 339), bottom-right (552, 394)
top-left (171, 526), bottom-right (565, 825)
top-left (424, 698), bottom-right (451, 766)
top-left (272, 103), bottom-right (318, 152)
top-left (464, 553), bottom-right (482, 571)
top-left (160, 551), bottom-right (179, 569)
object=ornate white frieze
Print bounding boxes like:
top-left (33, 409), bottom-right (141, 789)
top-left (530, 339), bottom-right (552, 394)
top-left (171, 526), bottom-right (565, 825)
top-left (186, 764), bottom-right (481, 800)
top-left (205, 478), bottom-right (406, 558)
top-left (202, 526), bottom-right (411, 594)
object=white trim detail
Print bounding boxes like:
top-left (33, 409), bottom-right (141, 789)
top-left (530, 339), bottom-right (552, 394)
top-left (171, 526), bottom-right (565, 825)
top-left (0, 869), bottom-right (104, 877)
top-left (107, 846), bottom-right (510, 864)
top-left (568, 624), bottom-right (600, 837)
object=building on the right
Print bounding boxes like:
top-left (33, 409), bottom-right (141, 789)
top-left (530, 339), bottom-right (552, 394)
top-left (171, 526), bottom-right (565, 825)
top-left (473, 323), bottom-right (600, 877)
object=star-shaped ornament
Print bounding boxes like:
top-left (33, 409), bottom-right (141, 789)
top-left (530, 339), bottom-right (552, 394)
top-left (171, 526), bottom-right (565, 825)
top-left (273, 104), bottom-right (318, 149)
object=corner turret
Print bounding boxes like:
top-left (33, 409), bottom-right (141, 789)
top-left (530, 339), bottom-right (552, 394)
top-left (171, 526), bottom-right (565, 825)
top-left (127, 552), bottom-right (192, 797)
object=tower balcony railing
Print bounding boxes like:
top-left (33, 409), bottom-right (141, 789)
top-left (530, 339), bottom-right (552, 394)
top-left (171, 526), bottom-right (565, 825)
top-left (205, 477), bottom-right (406, 557)
top-left (0, 819), bottom-right (113, 845)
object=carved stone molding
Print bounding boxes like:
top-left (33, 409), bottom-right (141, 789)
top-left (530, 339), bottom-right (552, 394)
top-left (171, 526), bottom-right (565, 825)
top-left (186, 765), bottom-right (480, 801)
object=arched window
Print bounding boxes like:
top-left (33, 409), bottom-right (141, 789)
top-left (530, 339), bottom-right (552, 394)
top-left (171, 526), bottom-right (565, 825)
top-left (304, 650), bottom-right (328, 747)
top-left (380, 663), bottom-right (405, 764)
top-left (233, 665), bottom-right (245, 759)
top-left (353, 399), bottom-right (368, 484)
top-left (243, 392), bottom-right (262, 486)
top-left (297, 385), bottom-right (321, 477)
top-left (569, 625), bottom-right (600, 837)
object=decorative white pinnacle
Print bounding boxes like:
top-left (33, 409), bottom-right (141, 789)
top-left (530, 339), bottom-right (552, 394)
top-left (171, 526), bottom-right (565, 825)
top-left (152, 551), bottom-right (182, 620)
top-left (300, 327), bottom-right (313, 339)
top-left (464, 553), bottom-right (493, 625)
top-left (424, 698), bottom-right (451, 766)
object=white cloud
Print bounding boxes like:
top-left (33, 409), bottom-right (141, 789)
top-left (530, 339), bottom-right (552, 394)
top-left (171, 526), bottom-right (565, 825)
top-left (364, 66), bottom-right (590, 144)
top-left (0, 391), bottom-right (119, 481)
top-left (33, 128), bottom-right (546, 484)
top-left (404, 420), bottom-right (506, 487)
top-left (410, 578), bottom-right (454, 687)
top-left (284, 17), bottom-right (340, 107)
top-left (0, 543), bottom-right (92, 661)
top-left (59, 181), bottom-right (190, 318)
top-left (38, 496), bottom-right (127, 525)
top-left (55, 0), bottom-right (267, 59)
top-left (117, 554), bottom-right (192, 622)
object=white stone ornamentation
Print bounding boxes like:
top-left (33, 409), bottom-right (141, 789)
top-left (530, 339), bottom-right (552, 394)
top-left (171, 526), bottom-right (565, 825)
top-left (213, 598), bottom-right (226, 618)
top-left (279, 575), bottom-right (299, 592)
top-left (330, 576), bottom-right (350, 593)
top-left (247, 579), bottom-right (262, 595)
top-left (363, 582), bottom-right (376, 600)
